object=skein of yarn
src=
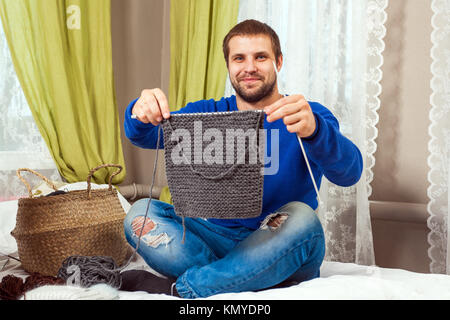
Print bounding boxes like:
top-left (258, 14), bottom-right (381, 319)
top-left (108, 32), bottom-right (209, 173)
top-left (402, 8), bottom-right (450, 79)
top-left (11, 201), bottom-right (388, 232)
top-left (57, 256), bottom-right (122, 289)
top-left (0, 275), bottom-right (24, 300)
top-left (0, 272), bottom-right (65, 300)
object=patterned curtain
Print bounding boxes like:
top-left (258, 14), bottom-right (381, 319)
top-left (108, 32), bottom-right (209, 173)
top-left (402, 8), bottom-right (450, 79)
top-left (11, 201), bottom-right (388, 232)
top-left (427, 0), bottom-right (450, 274)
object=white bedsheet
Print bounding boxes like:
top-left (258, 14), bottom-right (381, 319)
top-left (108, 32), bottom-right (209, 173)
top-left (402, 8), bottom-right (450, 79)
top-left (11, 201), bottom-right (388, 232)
top-left (2, 191), bottom-right (450, 300)
top-left (116, 259), bottom-right (450, 300)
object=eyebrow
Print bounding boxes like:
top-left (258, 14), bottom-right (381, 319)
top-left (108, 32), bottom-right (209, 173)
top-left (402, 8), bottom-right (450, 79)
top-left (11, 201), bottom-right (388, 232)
top-left (230, 51), bottom-right (271, 59)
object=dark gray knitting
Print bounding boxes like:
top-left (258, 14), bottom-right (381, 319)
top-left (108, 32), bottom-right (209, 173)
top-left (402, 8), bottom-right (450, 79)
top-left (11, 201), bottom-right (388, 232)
top-left (161, 110), bottom-right (265, 221)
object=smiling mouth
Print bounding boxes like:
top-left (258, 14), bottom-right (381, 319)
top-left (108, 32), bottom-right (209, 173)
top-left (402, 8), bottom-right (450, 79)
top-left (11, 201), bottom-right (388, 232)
top-left (240, 77), bottom-right (262, 84)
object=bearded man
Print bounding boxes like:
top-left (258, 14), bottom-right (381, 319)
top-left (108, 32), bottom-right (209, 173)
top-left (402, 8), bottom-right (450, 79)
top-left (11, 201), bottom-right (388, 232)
top-left (121, 19), bottom-right (362, 299)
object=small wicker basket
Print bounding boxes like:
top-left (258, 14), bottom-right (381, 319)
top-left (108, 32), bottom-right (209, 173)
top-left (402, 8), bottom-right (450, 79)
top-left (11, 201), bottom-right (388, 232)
top-left (11, 164), bottom-right (129, 276)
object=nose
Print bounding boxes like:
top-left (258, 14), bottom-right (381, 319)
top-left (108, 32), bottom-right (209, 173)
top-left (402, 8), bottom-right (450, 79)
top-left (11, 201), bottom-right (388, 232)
top-left (243, 58), bottom-right (258, 73)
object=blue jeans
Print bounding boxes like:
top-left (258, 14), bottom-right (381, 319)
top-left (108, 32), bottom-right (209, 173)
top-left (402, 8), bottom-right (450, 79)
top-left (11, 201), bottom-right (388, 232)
top-left (123, 199), bottom-right (325, 299)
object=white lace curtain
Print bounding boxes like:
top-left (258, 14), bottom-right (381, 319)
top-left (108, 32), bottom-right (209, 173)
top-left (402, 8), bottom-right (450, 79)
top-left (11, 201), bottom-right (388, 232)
top-left (226, 0), bottom-right (388, 265)
top-left (427, 0), bottom-right (450, 274)
top-left (0, 19), bottom-right (60, 201)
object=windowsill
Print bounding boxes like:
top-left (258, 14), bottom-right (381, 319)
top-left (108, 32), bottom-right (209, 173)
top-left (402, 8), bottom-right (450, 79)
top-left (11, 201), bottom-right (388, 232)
top-left (369, 200), bottom-right (428, 224)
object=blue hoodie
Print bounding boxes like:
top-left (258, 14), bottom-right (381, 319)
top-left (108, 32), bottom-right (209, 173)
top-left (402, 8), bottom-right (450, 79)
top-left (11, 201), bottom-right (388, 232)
top-left (124, 95), bottom-right (363, 230)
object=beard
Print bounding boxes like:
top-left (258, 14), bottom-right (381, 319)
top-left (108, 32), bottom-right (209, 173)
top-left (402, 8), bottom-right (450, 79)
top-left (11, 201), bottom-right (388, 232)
top-left (230, 73), bottom-right (277, 103)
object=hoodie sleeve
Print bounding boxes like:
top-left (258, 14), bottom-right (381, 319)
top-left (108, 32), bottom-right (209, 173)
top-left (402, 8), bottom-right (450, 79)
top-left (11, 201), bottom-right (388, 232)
top-left (301, 102), bottom-right (363, 187)
top-left (123, 98), bottom-right (164, 149)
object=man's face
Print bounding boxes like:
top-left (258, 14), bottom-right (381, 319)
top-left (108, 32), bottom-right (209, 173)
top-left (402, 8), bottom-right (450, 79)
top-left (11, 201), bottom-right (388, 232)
top-left (227, 35), bottom-right (279, 103)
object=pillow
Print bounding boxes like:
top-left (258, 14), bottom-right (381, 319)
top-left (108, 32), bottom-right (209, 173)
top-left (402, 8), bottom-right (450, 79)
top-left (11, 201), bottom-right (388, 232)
top-left (0, 199), bottom-right (19, 255)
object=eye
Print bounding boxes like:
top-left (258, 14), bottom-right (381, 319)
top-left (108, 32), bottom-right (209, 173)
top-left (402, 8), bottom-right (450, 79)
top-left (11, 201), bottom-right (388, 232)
top-left (234, 56), bottom-right (244, 62)
top-left (256, 55), bottom-right (267, 60)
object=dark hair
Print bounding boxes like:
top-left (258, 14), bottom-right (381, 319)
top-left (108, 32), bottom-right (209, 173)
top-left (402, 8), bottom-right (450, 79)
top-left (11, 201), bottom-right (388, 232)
top-left (222, 19), bottom-right (282, 65)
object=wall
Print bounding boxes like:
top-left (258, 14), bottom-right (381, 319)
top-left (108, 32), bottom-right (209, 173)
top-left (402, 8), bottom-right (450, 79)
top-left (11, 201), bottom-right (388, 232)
top-left (371, 0), bottom-right (432, 205)
top-left (111, 0), bottom-right (170, 189)
top-left (111, 1), bottom-right (434, 273)
top-left (370, 0), bottom-right (432, 273)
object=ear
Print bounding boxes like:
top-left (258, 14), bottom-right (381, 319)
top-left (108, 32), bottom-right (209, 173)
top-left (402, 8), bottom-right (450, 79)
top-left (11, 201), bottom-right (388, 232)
top-left (276, 54), bottom-right (283, 71)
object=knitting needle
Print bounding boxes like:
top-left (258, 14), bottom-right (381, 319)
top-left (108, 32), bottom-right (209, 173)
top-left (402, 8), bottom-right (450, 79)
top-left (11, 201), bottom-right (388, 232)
top-left (0, 252), bottom-right (21, 262)
top-left (1, 259), bottom-right (8, 272)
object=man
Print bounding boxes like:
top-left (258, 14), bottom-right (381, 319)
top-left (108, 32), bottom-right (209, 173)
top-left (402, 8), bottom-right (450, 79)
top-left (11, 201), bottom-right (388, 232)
top-left (122, 19), bottom-right (363, 298)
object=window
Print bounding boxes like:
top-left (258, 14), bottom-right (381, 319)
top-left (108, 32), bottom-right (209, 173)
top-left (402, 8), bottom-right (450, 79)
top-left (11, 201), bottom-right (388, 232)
top-left (0, 21), bottom-right (59, 200)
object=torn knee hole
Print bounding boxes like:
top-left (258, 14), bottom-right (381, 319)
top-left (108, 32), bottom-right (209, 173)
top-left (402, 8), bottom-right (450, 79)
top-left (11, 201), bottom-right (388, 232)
top-left (131, 216), bottom-right (156, 236)
top-left (260, 213), bottom-right (289, 231)
top-left (131, 217), bottom-right (173, 248)
top-left (142, 233), bottom-right (172, 248)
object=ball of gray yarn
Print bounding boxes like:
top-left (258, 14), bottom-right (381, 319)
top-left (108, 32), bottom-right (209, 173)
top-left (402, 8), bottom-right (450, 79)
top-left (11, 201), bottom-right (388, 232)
top-left (57, 255), bottom-right (122, 289)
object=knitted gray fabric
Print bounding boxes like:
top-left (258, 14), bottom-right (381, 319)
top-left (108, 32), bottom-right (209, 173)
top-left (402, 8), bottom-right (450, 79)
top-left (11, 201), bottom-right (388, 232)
top-left (161, 110), bottom-right (265, 220)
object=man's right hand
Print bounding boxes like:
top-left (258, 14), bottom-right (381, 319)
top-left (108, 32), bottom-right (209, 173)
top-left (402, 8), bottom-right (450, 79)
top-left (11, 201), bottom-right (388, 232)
top-left (131, 88), bottom-right (171, 125)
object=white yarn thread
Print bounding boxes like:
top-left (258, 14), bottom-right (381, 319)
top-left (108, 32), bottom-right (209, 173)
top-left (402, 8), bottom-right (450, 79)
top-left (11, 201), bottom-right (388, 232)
top-left (272, 61), bottom-right (323, 208)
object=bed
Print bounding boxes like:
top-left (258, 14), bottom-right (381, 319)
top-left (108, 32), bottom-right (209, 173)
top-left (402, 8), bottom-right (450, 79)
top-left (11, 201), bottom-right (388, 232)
top-left (2, 183), bottom-right (450, 300)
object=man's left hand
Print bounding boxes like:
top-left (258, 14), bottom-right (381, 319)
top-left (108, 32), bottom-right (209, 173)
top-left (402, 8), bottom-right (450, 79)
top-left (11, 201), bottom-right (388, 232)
top-left (264, 94), bottom-right (316, 138)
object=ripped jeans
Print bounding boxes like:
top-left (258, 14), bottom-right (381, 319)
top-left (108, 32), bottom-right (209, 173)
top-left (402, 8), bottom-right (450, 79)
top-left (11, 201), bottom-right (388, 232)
top-left (123, 199), bottom-right (325, 299)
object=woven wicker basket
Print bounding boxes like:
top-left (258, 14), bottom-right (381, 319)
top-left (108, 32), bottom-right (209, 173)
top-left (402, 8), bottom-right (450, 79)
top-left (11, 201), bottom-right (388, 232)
top-left (11, 164), bottom-right (129, 276)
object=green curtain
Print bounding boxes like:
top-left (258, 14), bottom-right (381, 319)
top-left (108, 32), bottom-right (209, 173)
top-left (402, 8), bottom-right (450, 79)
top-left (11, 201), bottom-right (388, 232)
top-left (0, 0), bottom-right (126, 185)
top-left (160, 0), bottom-right (239, 204)
top-left (169, 0), bottom-right (239, 109)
